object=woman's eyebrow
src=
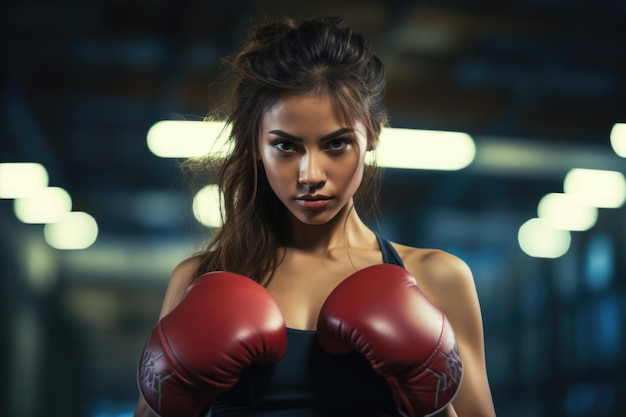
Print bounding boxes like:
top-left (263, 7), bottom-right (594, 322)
top-left (321, 128), bottom-right (354, 140)
top-left (268, 130), bottom-right (302, 142)
top-left (268, 128), bottom-right (354, 141)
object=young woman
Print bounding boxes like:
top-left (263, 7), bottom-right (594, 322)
top-left (134, 16), bottom-right (496, 417)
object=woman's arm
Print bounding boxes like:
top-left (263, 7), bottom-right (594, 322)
top-left (406, 249), bottom-right (496, 417)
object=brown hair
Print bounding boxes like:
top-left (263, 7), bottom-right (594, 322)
top-left (187, 16), bottom-right (387, 283)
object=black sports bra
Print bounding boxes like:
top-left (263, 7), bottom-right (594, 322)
top-left (209, 234), bottom-right (405, 417)
top-left (377, 233), bottom-right (404, 268)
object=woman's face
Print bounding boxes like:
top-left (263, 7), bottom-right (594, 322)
top-left (259, 93), bottom-right (369, 226)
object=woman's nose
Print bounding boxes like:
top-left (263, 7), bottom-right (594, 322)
top-left (298, 152), bottom-right (326, 188)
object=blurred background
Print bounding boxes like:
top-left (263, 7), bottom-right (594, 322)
top-left (1, 0), bottom-right (625, 416)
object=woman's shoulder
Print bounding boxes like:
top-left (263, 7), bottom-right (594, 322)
top-left (390, 242), bottom-right (476, 310)
top-left (158, 255), bottom-right (204, 318)
top-left (390, 242), bottom-right (472, 280)
top-left (171, 255), bottom-right (203, 281)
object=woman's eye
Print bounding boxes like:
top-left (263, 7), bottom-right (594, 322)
top-left (326, 138), bottom-right (351, 150)
top-left (273, 141), bottom-right (296, 152)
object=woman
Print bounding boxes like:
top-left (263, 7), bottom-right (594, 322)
top-left (134, 16), bottom-right (496, 417)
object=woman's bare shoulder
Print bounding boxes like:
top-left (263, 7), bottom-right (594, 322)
top-left (392, 242), bottom-right (471, 279)
top-left (390, 242), bottom-right (476, 309)
top-left (158, 255), bottom-right (203, 318)
top-left (172, 255), bottom-right (203, 280)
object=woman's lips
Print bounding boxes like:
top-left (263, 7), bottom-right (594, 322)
top-left (295, 195), bottom-right (331, 208)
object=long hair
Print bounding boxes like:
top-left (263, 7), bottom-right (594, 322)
top-left (187, 16), bottom-right (387, 283)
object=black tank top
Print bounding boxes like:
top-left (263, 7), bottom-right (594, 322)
top-left (209, 234), bottom-right (405, 417)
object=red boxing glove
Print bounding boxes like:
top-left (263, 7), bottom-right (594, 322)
top-left (317, 264), bottom-right (463, 417)
top-left (137, 271), bottom-right (287, 417)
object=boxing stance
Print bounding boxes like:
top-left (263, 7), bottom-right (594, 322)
top-left (134, 15), bottom-right (496, 417)
top-left (137, 265), bottom-right (462, 417)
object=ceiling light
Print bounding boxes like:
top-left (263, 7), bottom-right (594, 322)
top-left (192, 184), bottom-right (223, 228)
top-left (518, 218), bottom-right (571, 259)
top-left (372, 127), bottom-right (476, 170)
top-left (610, 123), bottom-right (626, 158)
top-left (563, 168), bottom-right (626, 208)
top-left (0, 162), bottom-right (49, 199)
top-left (537, 192), bottom-right (598, 231)
top-left (14, 186), bottom-right (72, 224)
top-left (44, 212), bottom-right (98, 250)
top-left (147, 120), bottom-right (233, 158)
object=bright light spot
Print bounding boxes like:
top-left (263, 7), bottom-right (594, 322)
top-left (610, 123), bottom-right (626, 158)
top-left (518, 218), bottom-right (571, 259)
top-left (0, 162), bottom-right (49, 199)
top-left (192, 184), bottom-right (223, 228)
top-left (147, 120), bottom-right (233, 158)
top-left (44, 212), bottom-right (98, 250)
top-left (14, 186), bottom-right (72, 224)
top-left (563, 168), bottom-right (626, 208)
top-left (537, 192), bottom-right (598, 231)
top-left (148, 120), bottom-right (475, 171)
top-left (370, 128), bottom-right (476, 170)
